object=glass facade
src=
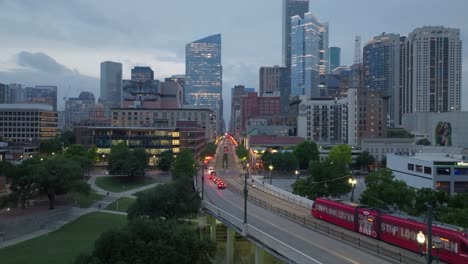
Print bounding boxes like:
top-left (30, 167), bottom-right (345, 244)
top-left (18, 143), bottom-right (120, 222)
top-left (100, 61), bottom-right (123, 116)
top-left (363, 33), bottom-right (400, 127)
top-left (185, 34), bottom-right (222, 133)
top-left (329, 47), bottom-right (341, 72)
top-left (291, 12), bottom-right (328, 97)
top-left (131, 66), bottom-right (154, 82)
top-left (282, 0), bottom-right (309, 68)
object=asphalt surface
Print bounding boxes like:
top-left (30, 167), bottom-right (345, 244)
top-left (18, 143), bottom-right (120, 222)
top-left (199, 140), bottom-right (401, 264)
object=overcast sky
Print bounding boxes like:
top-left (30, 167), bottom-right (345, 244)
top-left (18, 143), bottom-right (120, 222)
top-left (0, 0), bottom-right (467, 123)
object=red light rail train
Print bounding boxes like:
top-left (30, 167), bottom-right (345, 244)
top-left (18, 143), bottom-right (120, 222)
top-left (312, 197), bottom-right (468, 263)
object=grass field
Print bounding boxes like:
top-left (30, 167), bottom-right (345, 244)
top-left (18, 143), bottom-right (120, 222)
top-left (72, 189), bottom-right (104, 208)
top-left (105, 197), bottom-right (135, 212)
top-left (134, 185), bottom-right (160, 198)
top-left (94, 176), bottom-right (155, 193)
top-left (0, 212), bottom-right (127, 264)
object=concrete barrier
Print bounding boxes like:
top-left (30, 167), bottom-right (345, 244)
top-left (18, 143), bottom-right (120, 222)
top-left (251, 175), bottom-right (314, 209)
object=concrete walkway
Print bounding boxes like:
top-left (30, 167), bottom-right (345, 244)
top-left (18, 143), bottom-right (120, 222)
top-left (1, 174), bottom-right (163, 249)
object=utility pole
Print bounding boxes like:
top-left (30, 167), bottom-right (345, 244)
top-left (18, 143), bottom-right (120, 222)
top-left (243, 171), bottom-right (248, 224)
top-left (426, 204), bottom-right (433, 264)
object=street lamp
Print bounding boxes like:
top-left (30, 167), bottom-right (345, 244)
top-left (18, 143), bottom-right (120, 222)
top-left (348, 178), bottom-right (357, 202)
top-left (295, 170), bottom-right (300, 181)
top-left (417, 204), bottom-right (437, 264)
top-left (268, 165), bottom-right (273, 185)
top-left (243, 170), bottom-right (248, 224)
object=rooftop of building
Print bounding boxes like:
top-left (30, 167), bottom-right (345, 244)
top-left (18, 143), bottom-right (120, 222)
top-left (388, 152), bottom-right (465, 162)
top-left (249, 135), bottom-right (304, 147)
top-left (0, 104), bottom-right (53, 111)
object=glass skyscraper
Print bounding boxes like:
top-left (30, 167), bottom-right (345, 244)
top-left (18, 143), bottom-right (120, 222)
top-left (363, 33), bottom-right (401, 128)
top-left (282, 0), bottom-right (309, 68)
top-left (329, 47), bottom-right (341, 72)
top-left (291, 12), bottom-right (329, 97)
top-left (100, 61), bottom-right (122, 116)
top-left (185, 34), bottom-right (223, 134)
top-left (131, 66), bottom-right (154, 82)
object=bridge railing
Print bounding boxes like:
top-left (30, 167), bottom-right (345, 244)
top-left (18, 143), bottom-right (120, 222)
top-left (250, 175), bottom-right (313, 209)
top-left (202, 200), bottom-right (322, 264)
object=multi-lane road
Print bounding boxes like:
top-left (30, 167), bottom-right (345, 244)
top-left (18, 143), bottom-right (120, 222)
top-left (199, 139), bottom-right (417, 264)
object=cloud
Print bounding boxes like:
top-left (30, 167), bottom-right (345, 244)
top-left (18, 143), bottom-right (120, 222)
top-left (17, 51), bottom-right (73, 74)
top-left (1, 51), bottom-right (99, 109)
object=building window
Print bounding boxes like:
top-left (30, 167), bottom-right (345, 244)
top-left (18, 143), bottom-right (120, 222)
top-left (436, 167), bottom-right (451, 176)
top-left (435, 181), bottom-right (450, 193)
top-left (424, 167), bottom-right (432, 175)
top-left (454, 168), bottom-right (468, 176)
top-left (408, 164), bottom-right (414, 171)
top-left (416, 165), bottom-right (423, 173)
top-left (454, 182), bottom-right (468, 193)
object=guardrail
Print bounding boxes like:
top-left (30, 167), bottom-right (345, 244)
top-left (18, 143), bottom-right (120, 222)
top-left (225, 183), bottom-right (423, 264)
top-left (250, 175), bottom-right (313, 209)
top-left (203, 200), bottom-right (322, 264)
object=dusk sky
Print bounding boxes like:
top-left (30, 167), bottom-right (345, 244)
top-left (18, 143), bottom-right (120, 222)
top-left (0, 0), bottom-right (467, 122)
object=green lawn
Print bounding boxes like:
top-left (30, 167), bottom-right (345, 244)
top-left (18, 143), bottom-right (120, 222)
top-left (72, 189), bottom-right (104, 208)
top-left (0, 212), bottom-right (127, 264)
top-left (134, 185), bottom-right (160, 198)
top-left (94, 176), bottom-right (156, 192)
top-left (105, 197), bottom-right (135, 212)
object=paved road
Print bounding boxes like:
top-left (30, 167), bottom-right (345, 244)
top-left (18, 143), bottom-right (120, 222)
top-left (199, 140), bottom-right (398, 264)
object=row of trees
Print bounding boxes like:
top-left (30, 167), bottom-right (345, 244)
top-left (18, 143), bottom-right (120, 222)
top-left (360, 168), bottom-right (468, 227)
top-left (258, 141), bottom-right (375, 173)
top-left (1, 144), bottom-right (96, 209)
top-left (77, 148), bottom-right (216, 263)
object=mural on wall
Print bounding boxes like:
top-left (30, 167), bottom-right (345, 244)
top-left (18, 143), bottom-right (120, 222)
top-left (435, 121), bottom-right (452, 146)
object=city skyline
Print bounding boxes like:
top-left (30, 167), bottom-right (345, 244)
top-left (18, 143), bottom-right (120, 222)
top-left (0, 0), bottom-right (467, 123)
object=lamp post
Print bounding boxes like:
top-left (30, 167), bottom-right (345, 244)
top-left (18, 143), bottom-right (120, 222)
top-left (243, 170), bottom-right (248, 224)
top-left (268, 165), bottom-right (273, 185)
top-left (201, 164), bottom-right (205, 201)
top-left (348, 178), bottom-right (357, 202)
top-left (295, 170), bottom-right (300, 181)
top-left (416, 204), bottom-right (435, 264)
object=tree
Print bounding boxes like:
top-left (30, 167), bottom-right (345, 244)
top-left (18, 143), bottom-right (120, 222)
top-left (355, 151), bottom-right (375, 171)
top-left (235, 145), bottom-right (250, 161)
top-left (411, 188), bottom-right (449, 216)
top-left (360, 169), bottom-right (415, 211)
top-left (158, 150), bottom-right (174, 172)
top-left (279, 152), bottom-right (298, 172)
top-left (108, 143), bottom-right (147, 177)
top-left (293, 141), bottom-right (319, 170)
top-left (61, 130), bottom-right (76, 147)
top-left (9, 163), bottom-right (37, 209)
top-left (292, 159), bottom-right (351, 199)
top-left (199, 142), bottom-right (216, 160)
top-left (36, 156), bottom-right (83, 209)
top-left (128, 178), bottom-right (200, 220)
top-left (171, 149), bottom-right (196, 180)
top-left (75, 218), bottom-right (216, 264)
top-left (39, 138), bottom-right (62, 154)
top-left (329, 144), bottom-right (352, 166)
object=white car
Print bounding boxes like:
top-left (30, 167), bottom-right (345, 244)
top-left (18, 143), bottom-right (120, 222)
top-left (208, 166), bottom-right (214, 171)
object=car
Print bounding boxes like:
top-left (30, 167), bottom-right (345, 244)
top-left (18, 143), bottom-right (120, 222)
top-left (208, 166), bottom-right (214, 171)
top-left (217, 182), bottom-right (226, 189)
top-left (210, 171), bottom-right (216, 176)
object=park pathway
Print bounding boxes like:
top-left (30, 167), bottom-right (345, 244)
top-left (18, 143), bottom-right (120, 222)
top-left (1, 174), bottom-right (163, 249)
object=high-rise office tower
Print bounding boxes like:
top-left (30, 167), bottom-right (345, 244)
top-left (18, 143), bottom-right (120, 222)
top-left (401, 26), bottom-right (462, 119)
top-left (131, 66), bottom-right (154, 82)
top-left (185, 34), bottom-right (223, 134)
top-left (283, 0), bottom-right (309, 68)
top-left (100, 61), bottom-right (123, 116)
top-left (363, 33), bottom-right (401, 128)
top-left (329, 47), bottom-right (341, 72)
top-left (259, 66), bottom-right (289, 116)
top-left (291, 12), bottom-right (329, 97)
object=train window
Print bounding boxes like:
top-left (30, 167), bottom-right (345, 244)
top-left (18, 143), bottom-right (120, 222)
top-left (461, 241), bottom-right (468, 254)
top-left (408, 164), bottom-right (414, 171)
